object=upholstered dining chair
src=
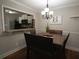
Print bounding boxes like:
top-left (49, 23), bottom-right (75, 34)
top-left (24, 33), bottom-right (55, 59)
top-left (53, 33), bottom-right (70, 59)
top-left (48, 29), bottom-right (63, 35)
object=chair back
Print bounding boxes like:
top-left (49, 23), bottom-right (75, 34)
top-left (24, 33), bottom-right (53, 56)
top-left (63, 33), bottom-right (70, 49)
top-left (48, 30), bottom-right (63, 35)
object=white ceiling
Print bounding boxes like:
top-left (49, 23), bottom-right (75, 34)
top-left (11, 0), bottom-right (79, 11)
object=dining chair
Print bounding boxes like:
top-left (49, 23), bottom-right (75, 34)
top-left (53, 33), bottom-right (70, 59)
top-left (48, 29), bottom-right (63, 35)
top-left (24, 33), bottom-right (55, 59)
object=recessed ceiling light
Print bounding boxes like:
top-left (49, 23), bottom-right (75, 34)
top-left (5, 9), bottom-right (17, 14)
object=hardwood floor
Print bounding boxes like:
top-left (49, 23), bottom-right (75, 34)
top-left (66, 49), bottom-right (79, 59)
top-left (4, 47), bottom-right (79, 59)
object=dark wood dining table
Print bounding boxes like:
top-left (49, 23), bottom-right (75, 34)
top-left (37, 32), bottom-right (65, 45)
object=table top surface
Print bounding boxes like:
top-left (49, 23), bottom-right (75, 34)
top-left (37, 32), bottom-right (65, 45)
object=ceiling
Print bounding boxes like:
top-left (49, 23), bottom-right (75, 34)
top-left (11, 0), bottom-right (79, 11)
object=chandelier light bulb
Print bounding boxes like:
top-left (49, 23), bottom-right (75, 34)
top-left (49, 11), bottom-right (54, 15)
top-left (41, 11), bottom-right (45, 15)
top-left (44, 7), bottom-right (49, 12)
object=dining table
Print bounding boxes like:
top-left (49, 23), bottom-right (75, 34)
top-left (37, 32), bottom-right (65, 46)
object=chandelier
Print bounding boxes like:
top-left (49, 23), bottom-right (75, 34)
top-left (41, 0), bottom-right (54, 20)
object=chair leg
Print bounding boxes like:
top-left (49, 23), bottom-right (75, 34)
top-left (64, 53), bottom-right (66, 59)
top-left (26, 48), bottom-right (30, 59)
top-left (62, 51), bottom-right (66, 59)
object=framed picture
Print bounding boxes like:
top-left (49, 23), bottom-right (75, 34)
top-left (49, 16), bottom-right (63, 24)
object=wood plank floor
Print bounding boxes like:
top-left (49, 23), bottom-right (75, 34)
top-left (4, 47), bottom-right (79, 59)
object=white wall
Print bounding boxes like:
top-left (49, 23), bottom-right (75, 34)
top-left (0, 33), bottom-right (25, 58)
top-left (51, 6), bottom-right (79, 51)
top-left (3, 0), bottom-right (36, 15)
top-left (38, 6), bottom-right (79, 51)
top-left (0, 0), bottom-right (3, 34)
top-left (35, 13), bottom-right (47, 33)
top-left (0, 0), bottom-right (39, 58)
top-left (50, 6), bottom-right (79, 32)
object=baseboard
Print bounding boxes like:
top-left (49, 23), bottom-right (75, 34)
top-left (66, 46), bottom-right (79, 52)
top-left (0, 45), bottom-right (26, 59)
